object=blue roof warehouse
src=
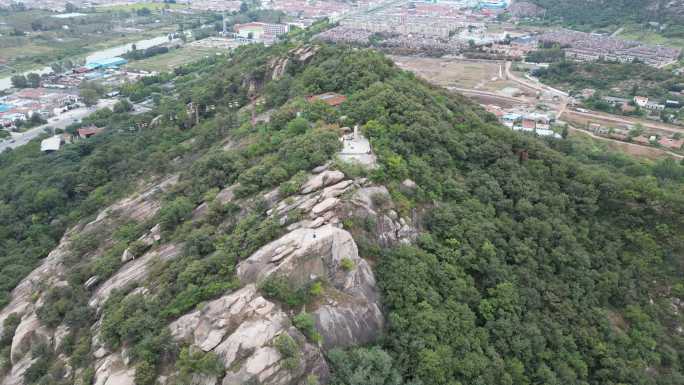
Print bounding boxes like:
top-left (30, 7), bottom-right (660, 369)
top-left (85, 57), bottom-right (128, 70)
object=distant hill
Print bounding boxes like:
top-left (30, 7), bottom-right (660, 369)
top-left (529, 0), bottom-right (684, 28)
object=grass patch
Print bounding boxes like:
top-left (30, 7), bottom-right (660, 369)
top-left (618, 24), bottom-right (684, 50)
top-left (94, 2), bottom-right (184, 11)
top-left (126, 46), bottom-right (223, 72)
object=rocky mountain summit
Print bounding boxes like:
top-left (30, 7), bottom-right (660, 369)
top-left (0, 163), bottom-right (416, 385)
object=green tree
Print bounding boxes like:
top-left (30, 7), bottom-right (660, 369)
top-left (26, 73), bottom-right (41, 88)
top-left (328, 347), bottom-right (403, 385)
top-left (113, 99), bottom-right (134, 114)
top-left (10, 75), bottom-right (27, 88)
top-left (80, 88), bottom-right (100, 107)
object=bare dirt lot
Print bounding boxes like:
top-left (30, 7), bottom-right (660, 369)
top-left (392, 56), bottom-right (499, 89)
top-left (391, 56), bottom-right (539, 99)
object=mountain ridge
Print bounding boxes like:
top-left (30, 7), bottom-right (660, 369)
top-left (0, 42), bottom-right (683, 385)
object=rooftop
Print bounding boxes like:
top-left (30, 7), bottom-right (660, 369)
top-left (40, 136), bottom-right (62, 152)
top-left (307, 92), bottom-right (348, 107)
top-left (85, 57), bottom-right (128, 69)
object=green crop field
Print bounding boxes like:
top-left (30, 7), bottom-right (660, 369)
top-left (95, 2), bottom-right (185, 11)
top-left (618, 24), bottom-right (684, 50)
top-left (126, 46), bottom-right (224, 72)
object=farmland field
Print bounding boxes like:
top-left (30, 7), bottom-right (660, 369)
top-left (94, 2), bottom-right (184, 11)
top-left (126, 46), bottom-right (224, 72)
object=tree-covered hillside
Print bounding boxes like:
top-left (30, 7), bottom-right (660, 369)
top-left (536, 60), bottom-right (684, 96)
top-left (529, 0), bottom-right (684, 29)
top-left (1, 41), bottom-right (683, 385)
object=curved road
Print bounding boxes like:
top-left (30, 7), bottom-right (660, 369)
top-left (448, 87), bottom-right (528, 104)
top-left (565, 109), bottom-right (684, 135)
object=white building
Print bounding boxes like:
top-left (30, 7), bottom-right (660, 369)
top-left (234, 22), bottom-right (289, 40)
top-left (40, 135), bottom-right (62, 153)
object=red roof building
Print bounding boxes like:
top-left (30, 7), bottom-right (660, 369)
top-left (658, 137), bottom-right (684, 150)
top-left (522, 119), bottom-right (536, 130)
top-left (15, 88), bottom-right (47, 99)
top-left (77, 126), bottom-right (103, 139)
top-left (307, 92), bottom-right (348, 107)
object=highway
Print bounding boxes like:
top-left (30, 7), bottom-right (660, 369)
top-left (0, 98), bottom-right (117, 153)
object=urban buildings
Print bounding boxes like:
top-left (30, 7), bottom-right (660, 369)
top-left (537, 30), bottom-right (681, 67)
top-left (317, 0), bottom-right (509, 55)
top-left (233, 22), bottom-right (289, 43)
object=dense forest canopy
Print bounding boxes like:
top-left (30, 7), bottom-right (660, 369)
top-left (1, 40), bottom-right (684, 385)
top-left (535, 60), bottom-right (684, 101)
top-left (528, 0), bottom-right (684, 28)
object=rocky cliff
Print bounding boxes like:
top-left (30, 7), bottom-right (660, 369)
top-left (0, 164), bottom-right (417, 385)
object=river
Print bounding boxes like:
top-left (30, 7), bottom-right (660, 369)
top-left (0, 35), bottom-right (172, 91)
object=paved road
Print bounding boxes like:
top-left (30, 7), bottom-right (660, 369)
top-left (504, 61), bottom-right (568, 97)
top-left (0, 99), bottom-right (117, 153)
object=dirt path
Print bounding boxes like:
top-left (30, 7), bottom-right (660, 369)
top-left (569, 127), bottom-right (683, 159)
top-left (563, 109), bottom-right (684, 135)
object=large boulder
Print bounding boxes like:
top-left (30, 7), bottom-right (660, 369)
top-left (10, 314), bottom-right (52, 364)
top-left (345, 186), bottom-right (418, 246)
top-left (170, 285), bottom-right (276, 352)
top-left (237, 225), bottom-right (383, 348)
top-left (93, 354), bottom-right (135, 385)
top-left (169, 285), bottom-right (329, 385)
top-left (89, 243), bottom-right (182, 310)
top-left (300, 171), bottom-right (345, 194)
top-left (1, 355), bottom-right (34, 385)
top-left (221, 328), bottom-right (328, 385)
top-left (237, 225), bottom-right (357, 286)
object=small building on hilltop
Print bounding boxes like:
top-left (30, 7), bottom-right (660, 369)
top-left (307, 92), bottom-right (348, 107)
top-left (40, 135), bottom-right (62, 153)
top-left (634, 96), bottom-right (649, 108)
top-left (77, 125), bottom-right (103, 139)
top-left (658, 136), bottom-right (684, 150)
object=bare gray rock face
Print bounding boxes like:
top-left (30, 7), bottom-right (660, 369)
top-left (315, 304), bottom-right (384, 350)
top-left (170, 285), bottom-right (274, 351)
top-left (237, 224), bottom-right (383, 349)
top-left (269, 46), bottom-right (318, 82)
top-left (121, 248), bottom-right (135, 263)
top-left (93, 354), bottom-right (135, 385)
top-left (1, 355), bottom-right (34, 385)
top-left (10, 314), bottom-right (52, 364)
top-left (0, 176), bottom-right (178, 385)
top-left (346, 186), bottom-right (419, 246)
top-left (193, 184), bottom-right (238, 220)
top-left (89, 242), bottom-right (182, 310)
top-left (170, 285), bottom-right (330, 385)
top-left (0, 166), bottom-right (408, 385)
top-left (300, 171), bottom-right (345, 194)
